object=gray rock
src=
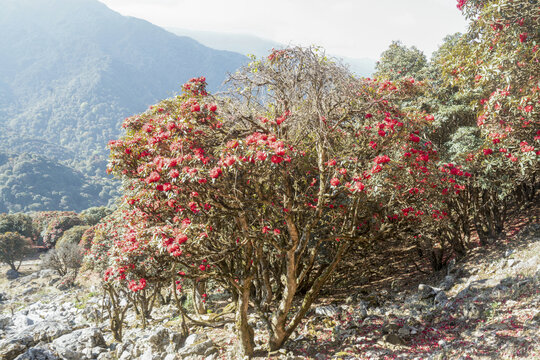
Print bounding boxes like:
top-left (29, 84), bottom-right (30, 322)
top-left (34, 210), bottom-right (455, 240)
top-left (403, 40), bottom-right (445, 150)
top-left (38, 269), bottom-right (58, 278)
top-left (51, 327), bottom-right (106, 360)
top-left (28, 320), bottom-right (74, 343)
top-left (7, 269), bottom-right (20, 280)
top-left (19, 273), bottom-right (39, 282)
top-left (434, 291), bottom-right (448, 307)
top-left (13, 314), bottom-right (35, 328)
top-left (97, 352), bottom-right (115, 360)
top-left (22, 287), bottom-right (38, 296)
top-left (418, 284), bottom-right (432, 298)
top-left (506, 259), bottom-right (517, 267)
top-left (398, 326), bottom-right (411, 337)
top-left (149, 326), bottom-right (170, 348)
top-left (0, 337), bottom-right (32, 359)
top-left (504, 249), bottom-right (514, 258)
top-left (0, 314), bottom-right (13, 329)
top-left (184, 333), bottom-right (208, 347)
top-left (178, 334), bottom-right (216, 357)
top-left (314, 305), bottom-right (340, 317)
top-left (439, 275), bottom-right (455, 291)
top-left (14, 347), bottom-right (59, 360)
top-left (0, 292), bottom-right (7, 301)
top-left (463, 303), bottom-right (482, 320)
top-left (357, 300), bottom-right (368, 318)
top-left (383, 333), bottom-right (406, 345)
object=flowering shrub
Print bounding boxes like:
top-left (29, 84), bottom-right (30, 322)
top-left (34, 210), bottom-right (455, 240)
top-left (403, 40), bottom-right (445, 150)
top-left (31, 211), bottom-right (83, 248)
top-left (102, 46), bottom-right (453, 355)
top-left (438, 0), bottom-right (540, 244)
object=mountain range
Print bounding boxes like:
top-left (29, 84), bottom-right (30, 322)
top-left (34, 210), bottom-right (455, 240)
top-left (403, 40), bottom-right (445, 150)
top-left (0, 0), bottom-right (247, 212)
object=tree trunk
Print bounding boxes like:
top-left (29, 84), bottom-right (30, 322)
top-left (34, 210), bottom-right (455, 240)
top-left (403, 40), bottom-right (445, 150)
top-left (269, 241), bottom-right (349, 350)
top-left (192, 279), bottom-right (207, 315)
top-left (235, 282), bottom-right (255, 358)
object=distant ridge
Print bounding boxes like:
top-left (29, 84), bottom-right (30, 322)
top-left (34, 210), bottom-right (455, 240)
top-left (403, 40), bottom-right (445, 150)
top-left (167, 27), bottom-right (376, 77)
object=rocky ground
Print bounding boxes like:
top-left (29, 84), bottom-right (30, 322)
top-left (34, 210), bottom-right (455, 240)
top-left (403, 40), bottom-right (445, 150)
top-left (1, 221), bottom-right (539, 360)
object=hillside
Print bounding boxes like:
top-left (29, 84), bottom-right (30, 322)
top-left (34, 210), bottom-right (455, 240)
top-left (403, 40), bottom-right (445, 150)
top-left (0, 206), bottom-right (538, 359)
top-left (0, 152), bottom-right (116, 213)
top-left (0, 0), bottom-right (247, 211)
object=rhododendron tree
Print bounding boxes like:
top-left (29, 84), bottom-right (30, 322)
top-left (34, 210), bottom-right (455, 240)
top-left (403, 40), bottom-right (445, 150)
top-left (374, 41), bottom-right (428, 81)
top-left (105, 47), bottom-right (454, 355)
top-left (438, 0), bottom-right (539, 243)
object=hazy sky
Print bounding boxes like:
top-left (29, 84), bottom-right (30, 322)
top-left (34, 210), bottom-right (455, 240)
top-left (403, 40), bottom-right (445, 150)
top-left (98, 0), bottom-right (468, 60)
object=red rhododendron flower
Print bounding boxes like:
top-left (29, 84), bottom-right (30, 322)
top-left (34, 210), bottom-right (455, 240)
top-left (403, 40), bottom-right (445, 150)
top-left (209, 104), bottom-right (217, 112)
top-left (191, 104), bottom-right (201, 112)
top-left (409, 134), bottom-right (420, 143)
top-left (330, 177), bottom-right (340, 187)
top-left (271, 155), bottom-right (283, 164)
top-left (256, 151), bottom-right (267, 161)
top-left (354, 181), bottom-right (365, 191)
top-left (176, 234), bottom-right (188, 244)
top-left (128, 278), bottom-right (147, 292)
top-left (224, 156), bottom-right (236, 166)
top-left (146, 171), bottom-right (161, 183)
top-left (209, 167), bottom-right (222, 179)
top-left (519, 33), bottom-right (528, 43)
top-left (483, 148), bottom-right (493, 155)
top-left (169, 169), bottom-right (180, 178)
top-left (374, 155), bottom-right (391, 164)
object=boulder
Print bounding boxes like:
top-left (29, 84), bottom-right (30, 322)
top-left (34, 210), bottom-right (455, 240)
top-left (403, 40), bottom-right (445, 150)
top-left (28, 320), bottom-right (74, 343)
top-left (0, 334), bottom-right (35, 360)
top-left (13, 314), bottom-right (34, 328)
top-left (14, 347), bottom-right (59, 360)
top-left (0, 320), bottom-right (74, 358)
top-left (357, 300), bottom-right (368, 318)
top-left (178, 333), bottom-right (217, 358)
top-left (183, 333), bottom-right (207, 347)
top-left (50, 327), bottom-right (106, 360)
